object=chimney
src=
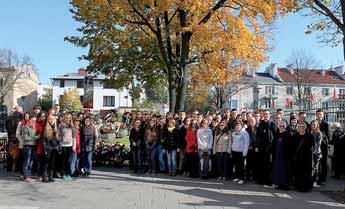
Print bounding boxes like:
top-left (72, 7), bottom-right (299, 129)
top-left (78, 68), bottom-right (87, 76)
top-left (266, 63), bottom-right (278, 78)
top-left (287, 64), bottom-right (294, 74)
top-left (321, 69), bottom-right (326, 76)
top-left (335, 66), bottom-right (345, 76)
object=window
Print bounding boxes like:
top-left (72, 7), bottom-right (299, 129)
top-left (339, 89), bottom-right (345, 99)
top-left (103, 96), bottom-right (115, 107)
top-left (265, 86), bottom-right (276, 95)
top-left (77, 80), bottom-right (84, 88)
top-left (322, 88), bottom-right (329, 96)
top-left (264, 99), bottom-right (275, 108)
top-left (230, 100), bottom-right (238, 109)
top-left (322, 101), bottom-right (329, 109)
top-left (60, 80), bottom-right (65, 88)
top-left (286, 87), bottom-right (293, 95)
top-left (304, 87), bottom-right (311, 96)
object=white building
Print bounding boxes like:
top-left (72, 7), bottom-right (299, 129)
top-left (51, 69), bottom-right (132, 112)
top-left (227, 64), bottom-right (345, 112)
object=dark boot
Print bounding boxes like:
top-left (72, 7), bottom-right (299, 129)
top-left (48, 171), bottom-right (55, 182)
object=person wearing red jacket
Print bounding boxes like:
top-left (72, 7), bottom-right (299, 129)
top-left (71, 118), bottom-right (81, 177)
top-left (185, 120), bottom-right (199, 178)
top-left (36, 112), bottom-right (47, 182)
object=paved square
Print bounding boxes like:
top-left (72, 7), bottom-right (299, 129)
top-left (0, 168), bottom-right (344, 209)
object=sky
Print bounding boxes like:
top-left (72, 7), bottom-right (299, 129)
top-left (0, 1), bottom-right (343, 84)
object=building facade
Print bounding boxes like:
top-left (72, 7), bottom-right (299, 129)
top-left (51, 69), bottom-right (133, 112)
top-left (227, 64), bottom-right (345, 112)
top-left (0, 64), bottom-right (39, 112)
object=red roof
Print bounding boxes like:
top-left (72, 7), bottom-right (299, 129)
top-left (277, 68), bottom-right (345, 85)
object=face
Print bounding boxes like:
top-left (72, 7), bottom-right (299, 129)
top-left (168, 120), bottom-right (175, 127)
top-left (212, 120), bottom-right (219, 127)
top-left (85, 118), bottom-right (91, 126)
top-left (29, 117), bottom-right (37, 126)
top-left (24, 113), bottom-right (30, 121)
top-left (208, 116), bottom-right (213, 124)
top-left (275, 114), bottom-right (282, 122)
top-left (248, 118), bottom-right (256, 127)
top-left (224, 109), bottom-right (230, 116)
top-left (311, 121), bottom-right (318, 130)
top-left (55, 105), bottom-right (60, 112)
top-left (64, 114), bottom-right (72, 124)
top-left (134, 120), bottom-right (141, 128)
top-left (216, 115), bottom-right (222, 122)
top-left (179, 112), bottom-right (186, 119)
top-left (263, 111), bottom-right (270, 121)
top-left (291, 118), bottom-right (298, 126)
top-left (74, 120), bottom-right (81, 128)
top-left (201, 120), bottom-right (208, 128)
top-left (241, 113), bottom-right (246, 120)
top-left (149, 119), bottom-right (155, 126)
top-left (39, 113), bottom-right (46, 121)
top-left (34, 108), bottom-right (40, 114)
top-left (316, 111), bottom-right (324, 120)
top-left (278, 121), bottom-right (286, 132)
top-left (184, 118), bottom-right (191, 126)
top-left (299, 114), bottom-right (306, 122)
top-left (298, 124), bottom-right (306, 135)
top-left (136, 112), bottom-right (142, 119)
top-left (218, 121), bottom-right (227, 130)
top-left (230, 111), bottom-right (237, 118)
top-left (234, 124), bottom-right (242, 132)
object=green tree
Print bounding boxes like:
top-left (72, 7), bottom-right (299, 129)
top-left (59, 88), bottom-right (83, 112)
top-left (302, 0), bottom-right (345, 61)
top-left (38, 89), bottom-right (52, 111)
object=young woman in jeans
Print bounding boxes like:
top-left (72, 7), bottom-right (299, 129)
top-left (197, 119), bottom-right (213, 179)
top-left (42, 114), bottom-right (60, 182)
top-left (231, 122), bottom-right (249, 185)
top-left (80, 117), bottom-right (97, 176)
top-left (21, 114), bottom-right (39, 183)
top-left (185, 119), bottom-right (199, 178)
top-left (213, 120), bottom-right (232, 181)
top-left (71, 118), bottom-right (81, 176)
top-left (59, 113), bottom-right (76, 180)
top-left (162, 119), bottom-right (180, 176)
top-left (144, 118), bottom-right (159, 174)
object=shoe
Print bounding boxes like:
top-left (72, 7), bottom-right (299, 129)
top-left (63, 175), bottom-right (69, 180)
top-left (313, 182), bottom-right (320, 188)
top-left (233, 178), bottom-right (239, 182)
top-left (237, 180), bottom-right (245, 185)
top-left (217, 177), bottom-right (223, 181)
top-left (42, 176), bottom-right (49, 183)
top-left (24, 178), bottom-right (33, 183)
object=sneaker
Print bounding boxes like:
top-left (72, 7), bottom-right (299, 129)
top-left (68, 175), bottom-right (73, 180)
top-left (237, 180), bottom-right (245, 185)
top-left (24, 178), bottom-right (33, 183)
top-left (217, 177), bottom-right (223, 181)
top-left (233, 178), bottom-right (239, 183)
top-left (313, 182), bottom-right (320, 188)
top-left (63, 175), bottom-right (69, 180)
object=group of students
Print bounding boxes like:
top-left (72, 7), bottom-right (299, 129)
top-left (129, 108), bottom-right (345, 192)
top-left (5, 105), bottom-right (97, 183)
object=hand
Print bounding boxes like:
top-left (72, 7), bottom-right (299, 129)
top-left (72, 147), bottom-right (76, 152)
top-left (177, 148), bottom-right (180, 153)
top-left (255, 148), bottom-right (259, 152)
top-left (132, 142), bottom-right (136, 146)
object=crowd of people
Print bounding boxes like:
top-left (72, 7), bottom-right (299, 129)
top-left (128, 108), bottom-right (345, 192)
top-left (3, 104), bottom-right (345, 193)
top-left (5, 105), bottom-right (97, 183)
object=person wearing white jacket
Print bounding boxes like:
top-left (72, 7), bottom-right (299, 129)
top-left (197, 119), bottom-right (213, 178)
top-left (231, 122), bottom-right (249, 184)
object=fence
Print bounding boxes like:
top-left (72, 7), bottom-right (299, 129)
top-left (283, 100), bottom-right (345, 126)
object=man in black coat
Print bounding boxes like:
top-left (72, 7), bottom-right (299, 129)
top-left (316, 109), bottom-right (329, 184)
top-left (255, 110), bottom-right (276, 186)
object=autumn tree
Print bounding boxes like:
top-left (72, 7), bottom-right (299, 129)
top-left (38, 88), bottom-right (53, 111)
top-left (59, 88), bottom-right (83, 112)
top-left (67, 0), bottom-right (296, 112)
top-left (301, 0), bottom-right (345, 61)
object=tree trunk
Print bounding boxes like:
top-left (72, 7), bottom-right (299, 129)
top-left (168, 75), bottom-right (177, 113)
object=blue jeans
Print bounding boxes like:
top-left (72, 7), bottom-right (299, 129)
top-left (23, 145), bottom-right (36, 179)
top-left (166, 149), bottom-right (177, 174)
top-left (70, 152), bottom-right (79, 175)
top-left (157, 144), bottom-right (166, 172)
top-left (83, 151), bottom-right (93, 173)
